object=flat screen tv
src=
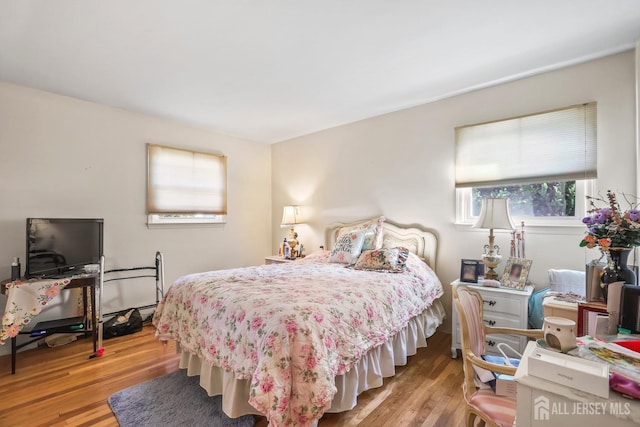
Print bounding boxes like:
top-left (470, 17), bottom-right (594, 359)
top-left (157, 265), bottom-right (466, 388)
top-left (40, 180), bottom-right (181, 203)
top-left (26, 218), bottom-right (104, 278)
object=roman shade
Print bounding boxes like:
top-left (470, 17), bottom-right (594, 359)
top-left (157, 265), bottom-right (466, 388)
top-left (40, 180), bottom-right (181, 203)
top-left (455, 102), bottom-right (597, 188)
top-left (147, 144), bottom-right (227, 214)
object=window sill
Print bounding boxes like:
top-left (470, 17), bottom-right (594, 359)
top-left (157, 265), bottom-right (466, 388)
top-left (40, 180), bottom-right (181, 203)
top-left (454, 220), bottom-right (585, 235)
top-left (146, 214), bottom-right (227, 228)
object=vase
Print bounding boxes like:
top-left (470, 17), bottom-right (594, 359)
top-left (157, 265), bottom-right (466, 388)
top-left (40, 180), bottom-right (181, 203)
top-left (601, 247), bottom-right (636, 302)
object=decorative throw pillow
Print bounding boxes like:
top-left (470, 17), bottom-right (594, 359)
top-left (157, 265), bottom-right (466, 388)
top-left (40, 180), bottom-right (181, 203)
top-left (337, 216), bottom-right (385, 251)
top-left (353, 247), bottom-right (410, 273)
top-left (329, 230), bottom-right (367, 264)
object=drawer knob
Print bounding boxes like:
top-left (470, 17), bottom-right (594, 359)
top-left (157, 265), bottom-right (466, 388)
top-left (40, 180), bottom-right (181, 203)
top-left (484, 319), bottom-right (496, 326)
top-left (483, 299), bottom-right (497, 306)
top-left (486, 340), bottom-right (495, 347)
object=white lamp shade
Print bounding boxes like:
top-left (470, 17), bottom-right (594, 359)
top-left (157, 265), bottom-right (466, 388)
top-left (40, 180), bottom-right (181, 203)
top-left (281, 205), bottom-right (302, 226)
top-left (473, 198), bottom-right (515, 230)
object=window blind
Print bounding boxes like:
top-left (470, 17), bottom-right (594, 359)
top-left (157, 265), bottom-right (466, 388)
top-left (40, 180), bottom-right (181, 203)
top-left (455, 102), bottom-right (597, 188)
top-left (147, 144), bottom-right (227, 214)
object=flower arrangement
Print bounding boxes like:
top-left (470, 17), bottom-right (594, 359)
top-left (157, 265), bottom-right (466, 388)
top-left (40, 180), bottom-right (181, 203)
top-left (580, 190), bottom-right (640, 250)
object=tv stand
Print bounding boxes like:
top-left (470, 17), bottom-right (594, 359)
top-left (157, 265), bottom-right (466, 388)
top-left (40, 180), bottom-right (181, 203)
top-left (1, 252), bottom-right (165, 374)
top-left (2, 273), bottom-right (101, 374)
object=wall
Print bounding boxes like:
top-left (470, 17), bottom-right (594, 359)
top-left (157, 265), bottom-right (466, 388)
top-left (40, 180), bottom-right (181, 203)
top-left (271, 51), bottom-right (637, 332)
top-left (0, 82), bottom-right (272, 355)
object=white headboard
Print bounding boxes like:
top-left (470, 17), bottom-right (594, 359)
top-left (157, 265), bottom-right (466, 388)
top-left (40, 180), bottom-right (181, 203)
top-left (327, 220), bottom-right (438, 270)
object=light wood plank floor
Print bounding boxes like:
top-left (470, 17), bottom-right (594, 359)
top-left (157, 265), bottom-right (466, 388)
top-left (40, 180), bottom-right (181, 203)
top-left (0, 325), bottom-right (465, 427)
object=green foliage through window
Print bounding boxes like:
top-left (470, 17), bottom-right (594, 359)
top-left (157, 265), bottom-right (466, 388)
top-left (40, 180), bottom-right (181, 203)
top-left (472, 181), bottom-right (576, 217)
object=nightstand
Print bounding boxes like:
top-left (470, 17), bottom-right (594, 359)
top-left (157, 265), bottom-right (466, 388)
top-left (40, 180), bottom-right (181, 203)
top-left (451, 280), bottom-right (533, 358)
top-left (264, 256), bottom-right (296, 265)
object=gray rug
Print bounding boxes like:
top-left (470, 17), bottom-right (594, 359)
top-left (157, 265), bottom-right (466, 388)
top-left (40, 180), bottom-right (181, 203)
top-left (108, 370), bottom-right (256, 427)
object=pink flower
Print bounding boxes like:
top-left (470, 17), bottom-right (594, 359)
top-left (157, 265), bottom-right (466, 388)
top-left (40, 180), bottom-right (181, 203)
top-left (285, 320), bottom-right (298, 334)
top-left (237, 311), bottom-right (246, 323)
top-left (324, 335), bottom-right (334, 349)
top-left (260, 375), bottom-right (274, 393)
top-left (265, 333), bottom-right (276, 348)
top-left (305, 355), bottom-right (317, 369)
top-left (45, 285), bottom-right (60, 298)
top-left (209, 344), bottom-right (218, 357)
top-left (366, 306), bottom-right (374, 319)
top-left (281, 367), bottom-right (291, 381)
top-left (160, 323), bottom-right (170, 333)
top-left (6, 324), bottom-right (20, 337)
top-left (313, 313), bottom-right (324, 323)
top-left (227, 338), bottom-right (236, 351)
top-left (251, 317), bottom-right (263, 330)
top-left (277, 396), bottom-right (290, 414)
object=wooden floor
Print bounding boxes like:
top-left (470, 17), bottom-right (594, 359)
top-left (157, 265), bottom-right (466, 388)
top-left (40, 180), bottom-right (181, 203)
top-left (0, 324), bottom-right (466, 427)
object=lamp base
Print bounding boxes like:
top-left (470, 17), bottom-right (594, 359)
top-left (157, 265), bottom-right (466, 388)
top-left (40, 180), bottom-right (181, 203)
top-left (287, 228), bottom-right (299, 259)
top-left (482, 253), bottom-right (502, 281)
top-left (484, 268), bottom-right (499, 280)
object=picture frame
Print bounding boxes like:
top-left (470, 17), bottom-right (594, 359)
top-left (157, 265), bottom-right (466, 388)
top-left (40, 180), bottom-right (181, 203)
top-left (460, 259), bottom-right (480, 283)
top-left (501, 257), bottom-right (532, 290)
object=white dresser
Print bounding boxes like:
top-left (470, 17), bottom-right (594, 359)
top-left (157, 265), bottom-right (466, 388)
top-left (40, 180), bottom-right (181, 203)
top-left (451, 280), bottom-right (533, 358)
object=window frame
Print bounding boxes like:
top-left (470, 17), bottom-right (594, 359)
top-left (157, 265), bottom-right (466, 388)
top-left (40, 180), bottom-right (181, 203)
top-left (146, 143), bottom-right (227, 226)
top-left (455, 179), bottom-right (595, 227)
top-left (454, 103), bottom-right (597, 229)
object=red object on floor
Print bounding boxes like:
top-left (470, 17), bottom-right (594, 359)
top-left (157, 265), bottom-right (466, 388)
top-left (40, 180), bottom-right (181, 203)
top-left (89, 347), bottom-right (105, 359)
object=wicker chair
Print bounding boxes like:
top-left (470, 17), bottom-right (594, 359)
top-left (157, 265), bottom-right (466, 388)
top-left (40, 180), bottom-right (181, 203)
top-left (452, 284), bottom-right (543, 427)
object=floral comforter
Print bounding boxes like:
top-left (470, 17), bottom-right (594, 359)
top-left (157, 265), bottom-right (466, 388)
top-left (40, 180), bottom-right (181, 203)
top-left (153, 251), bottom-right (443, 426)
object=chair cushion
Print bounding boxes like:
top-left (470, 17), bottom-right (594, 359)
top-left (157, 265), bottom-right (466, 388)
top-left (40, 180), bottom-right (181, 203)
top-left (467, 389), bottom-right (516, 427)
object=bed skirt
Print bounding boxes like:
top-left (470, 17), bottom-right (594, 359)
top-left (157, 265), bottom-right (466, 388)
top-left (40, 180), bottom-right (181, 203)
top-left (177, 299), bottom-right (446, 418)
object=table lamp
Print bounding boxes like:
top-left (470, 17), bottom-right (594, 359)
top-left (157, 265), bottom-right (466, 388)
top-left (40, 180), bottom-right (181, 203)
top-left (473, 198), bottom-right (515, 280)
top-left (281, 205), bottom-right (303, 258)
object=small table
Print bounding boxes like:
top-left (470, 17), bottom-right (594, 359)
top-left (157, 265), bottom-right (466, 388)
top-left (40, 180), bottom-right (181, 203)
top-left (264, 256), bottom-right (296, 265)
top-left (1, 274), bottom-right (100, 374)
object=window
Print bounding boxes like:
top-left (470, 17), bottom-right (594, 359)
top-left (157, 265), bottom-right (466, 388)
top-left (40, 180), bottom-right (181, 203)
top-left (455, 103), bottom-right (596, 225)
top-left (147, 144), bottom-right (227, 224)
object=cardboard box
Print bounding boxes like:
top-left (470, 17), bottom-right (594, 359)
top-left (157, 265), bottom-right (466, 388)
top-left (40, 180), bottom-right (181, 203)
top-left (494, 372), bottom-right (517, 397)
top-left (527, 346), bottom-right (609, 398)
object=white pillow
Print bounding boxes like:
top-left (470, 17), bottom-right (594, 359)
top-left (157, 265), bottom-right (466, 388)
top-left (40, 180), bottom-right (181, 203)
top-left (336, 216), bottom-right (385, 251)
top-left (329, 229), bottom-right (367, 264)
top-left (548, 269), bottom-right (586, 296)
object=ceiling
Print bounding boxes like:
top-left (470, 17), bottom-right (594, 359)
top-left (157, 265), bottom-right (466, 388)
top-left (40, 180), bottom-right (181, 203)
top-left (1, 1), bottom-right (640, 144)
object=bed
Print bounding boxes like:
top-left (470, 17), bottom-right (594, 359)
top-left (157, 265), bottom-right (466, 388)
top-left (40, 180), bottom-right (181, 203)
top-left (153, 219), bottom-right (445, 427)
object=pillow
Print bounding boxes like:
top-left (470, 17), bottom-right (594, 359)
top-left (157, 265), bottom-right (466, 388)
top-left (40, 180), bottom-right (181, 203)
top-left (337, 216), bottom-right (385, 251)
top-left (353, 247), bottom-right (410, 273)
top-left (329, 230), bottom-right (367, 264)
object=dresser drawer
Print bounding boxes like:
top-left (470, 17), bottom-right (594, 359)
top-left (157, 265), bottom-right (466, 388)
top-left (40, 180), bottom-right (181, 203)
top-left (482, 312), bottom-right (521, 329)
top-left (454, 327), bottom-right (525, 355)
top-left (454, 313), bottom-right (520, 345)
top-left (480, 293), bottom-right (522, 317)
top-left (485, 333), bottom-right (524, 355)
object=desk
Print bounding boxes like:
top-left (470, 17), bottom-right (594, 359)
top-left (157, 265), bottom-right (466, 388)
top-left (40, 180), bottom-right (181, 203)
top-left (514, 341), bottom-right (640, 426)
top-left (1, 274), bottom-right (101, 374)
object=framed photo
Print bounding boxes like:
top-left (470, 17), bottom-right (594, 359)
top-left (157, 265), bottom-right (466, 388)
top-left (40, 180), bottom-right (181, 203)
top-left (501, 257), bottom-right (532, 290)
top-left (460, 259), bottom-right (480, 283)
